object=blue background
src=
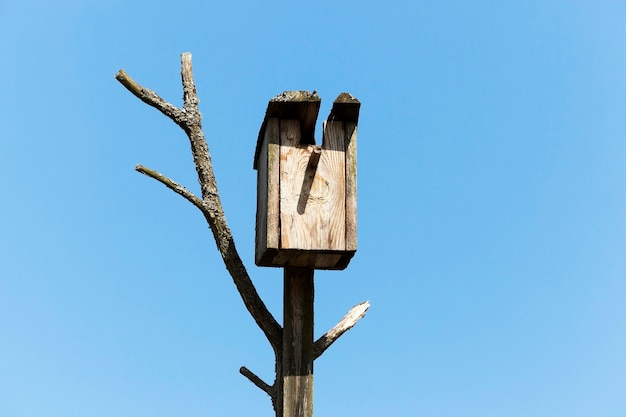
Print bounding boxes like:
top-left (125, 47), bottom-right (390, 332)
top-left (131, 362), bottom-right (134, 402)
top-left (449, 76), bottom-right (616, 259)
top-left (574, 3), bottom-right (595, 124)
top-left (2, 1), bottom-right (625, 416)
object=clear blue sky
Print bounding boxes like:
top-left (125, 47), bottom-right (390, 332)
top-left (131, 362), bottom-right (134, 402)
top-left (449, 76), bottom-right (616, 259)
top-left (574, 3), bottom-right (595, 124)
top-left (2, 1), bottom-right (626, 416)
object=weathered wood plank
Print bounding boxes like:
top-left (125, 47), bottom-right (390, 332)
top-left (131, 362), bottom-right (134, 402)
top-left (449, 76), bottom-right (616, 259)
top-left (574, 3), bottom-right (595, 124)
top-left (280, 120), bottom-right (345, 251)
top-left (255, 118), bottom-right (281, 265)
top-left (328, 92), bottom-right (360, 123)
top-left (272, 250), bottom-right (345, 269)
top-left (267, 91), bottom-right (320, 145)
top-left (283, 267), bottom-right (314, 417)
top-left (279, 119), bottom-right (310, 249)
top-left (320, 120), bottom-right (346, 249)
top-left (266, 119), bottom-right (281, 251)
top-left (254, 91), bottom-right (320, 169)
top-left (255, 124), bottom-right (269, 265)
top-left (345, 122), bottom-right (358, 251)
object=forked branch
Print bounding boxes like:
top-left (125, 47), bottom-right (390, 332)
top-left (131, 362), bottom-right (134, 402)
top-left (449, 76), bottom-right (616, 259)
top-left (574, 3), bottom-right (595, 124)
top-left (115, 53), bottom-right (282, 354)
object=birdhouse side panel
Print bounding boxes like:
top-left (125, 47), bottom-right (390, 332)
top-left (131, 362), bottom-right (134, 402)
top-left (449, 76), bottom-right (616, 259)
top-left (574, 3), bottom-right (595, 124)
top-left (255, 118), bottom-right (280, 266)
top-left (344, 122), bottom-right (358, 251)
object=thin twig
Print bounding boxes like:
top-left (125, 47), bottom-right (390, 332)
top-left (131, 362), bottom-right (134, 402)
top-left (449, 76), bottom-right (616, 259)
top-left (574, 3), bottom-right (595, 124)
top-left (115, 69), bottom-right (184, 125)
top-left (314, 301), bottom-right (370, 360)
top-left (135, 164), bottom-right (205, 212)
top-left (240, 366), bottom-right (274, 397)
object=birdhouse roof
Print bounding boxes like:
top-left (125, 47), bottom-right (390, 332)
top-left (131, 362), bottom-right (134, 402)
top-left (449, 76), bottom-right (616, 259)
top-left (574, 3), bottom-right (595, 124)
top-left (253, 91), bottom-right (360, 169)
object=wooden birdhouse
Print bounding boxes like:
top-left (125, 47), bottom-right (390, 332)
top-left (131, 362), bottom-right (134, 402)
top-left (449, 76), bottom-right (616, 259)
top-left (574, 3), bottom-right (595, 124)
top-left (253, 91), bottom-right (360, 270)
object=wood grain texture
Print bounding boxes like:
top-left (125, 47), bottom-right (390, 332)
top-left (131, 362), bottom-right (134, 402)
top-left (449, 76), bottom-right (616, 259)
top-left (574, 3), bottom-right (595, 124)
top-left (255, 122), bottom-right (270, 265)
top-left (280, 119), bottom-right (346, 251)
top-left (344, 122), bottom-right (358, 251)
top-left (254, 91), bottom-right (320, 168)
top-left (255, 118), bottom-right (281, 265)
top-left (283, 267), bottom-right (314, 417)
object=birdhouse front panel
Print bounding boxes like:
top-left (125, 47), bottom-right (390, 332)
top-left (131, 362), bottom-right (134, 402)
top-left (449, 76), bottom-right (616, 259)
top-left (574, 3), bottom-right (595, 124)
top-left (254, 91), bottom-right (360, 270)
top-left (279, 119), bottom-right (346, 252)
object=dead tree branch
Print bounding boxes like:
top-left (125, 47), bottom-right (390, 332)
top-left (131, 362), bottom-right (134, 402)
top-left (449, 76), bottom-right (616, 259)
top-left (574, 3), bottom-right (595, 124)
top-left (115, 53), bottom-right (282, 354)
top-left (135, 164), bottom-right (205, 212)
top-left (314, 301), bottom-right (370, 360)
top-left (115, 69), bottom-right (185, 125)
top-left (239, 366), bottom-right (274, 396)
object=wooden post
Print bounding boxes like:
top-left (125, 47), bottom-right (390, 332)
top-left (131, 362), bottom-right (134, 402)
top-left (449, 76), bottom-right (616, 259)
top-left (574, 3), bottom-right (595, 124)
top-left (252, 91), bottom-right (362, 417)
top-left (282, 266), bottom-right (314, 417)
